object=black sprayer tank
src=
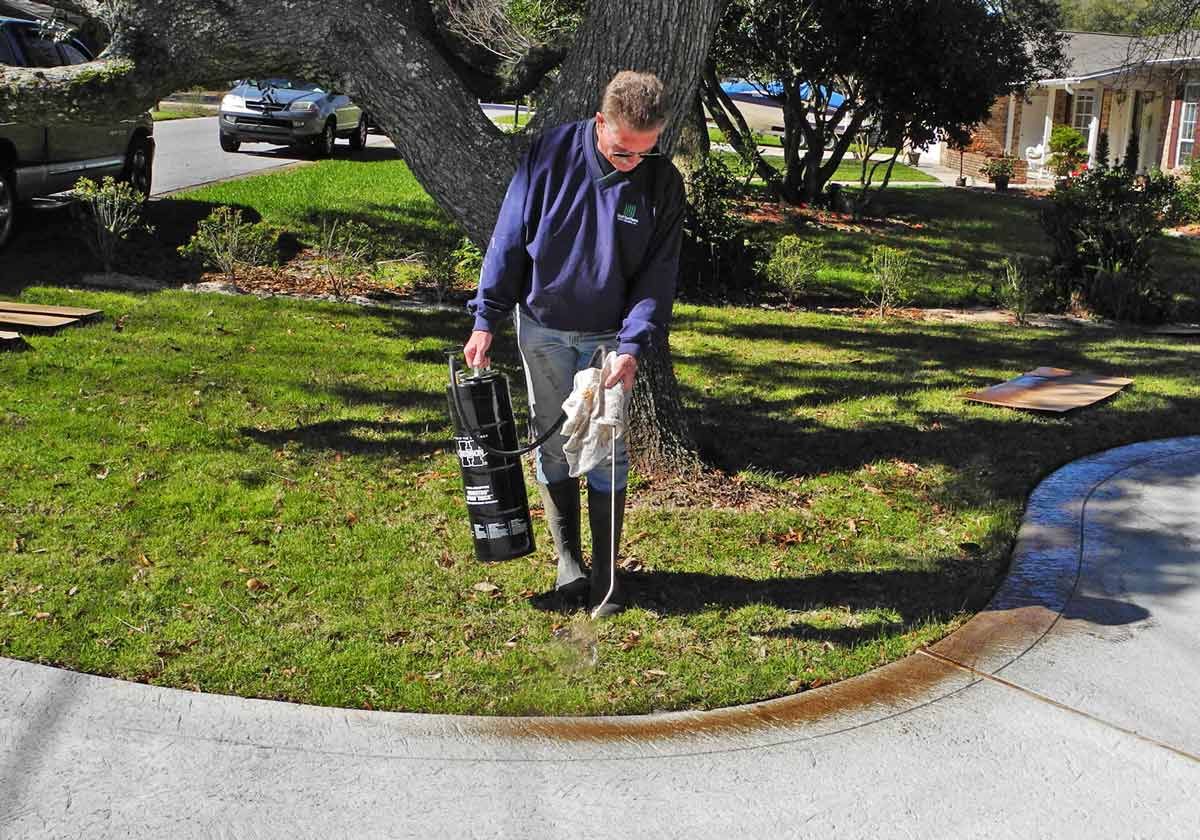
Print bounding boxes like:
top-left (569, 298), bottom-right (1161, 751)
top-left (446, 365), bottom-right (536, 562)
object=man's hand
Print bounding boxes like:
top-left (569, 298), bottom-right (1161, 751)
top-left (605, 353), bottom-right (638, 392)
top-left (464, 330), bottom-right (494, 369)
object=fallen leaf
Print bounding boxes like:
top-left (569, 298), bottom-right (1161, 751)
top-left (246, 578), bottom-right (269, 592)
top-left (643, 668), bottom-right (668, 678)
top-left (95, 466), bottom-right (110, 480)
top-left (473, 581), bottom-right (500, 594)
top-left (436, 551), bottom-right (455, 569)
top-left (137, 554), bottom-right (153, 567)
top-left (345, 511), bottom-right (358, 527)
top-left (67, 586), bottom-right (78, 597)
top-left (620, 630), bottom-right (641, 651)
top-left (33, 612), bottom-right (51, 620)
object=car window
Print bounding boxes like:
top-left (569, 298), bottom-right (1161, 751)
top-left (12, 27), bottom-right (62, 68)
top-left (59, 41), bottom-right (91, 65)
top-left (0, 30), bottom-right (19, 66)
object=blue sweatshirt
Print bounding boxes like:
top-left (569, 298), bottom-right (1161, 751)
top-left (467, 119), bottom-right (685, 357)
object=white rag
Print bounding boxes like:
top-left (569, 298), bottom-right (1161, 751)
top-left (559, 351), bottom-right (628, 478)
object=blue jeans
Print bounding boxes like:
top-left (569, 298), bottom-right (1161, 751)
top-left (514, 308), bottom-right (629, 493)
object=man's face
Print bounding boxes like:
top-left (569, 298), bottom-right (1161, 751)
top-left (595, 112), bottom-right (662, 173)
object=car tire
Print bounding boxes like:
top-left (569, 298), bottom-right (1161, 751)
top-left (220, 132), bottom-right (241, 153)
top-left (349, 114), bottom-right (368, 152)
top-left (0, 168), bottom-right (15, 252)
top-left (121, 136), bottom-right (154, 200)
top-left (313, 119), bottom-right (337, 158)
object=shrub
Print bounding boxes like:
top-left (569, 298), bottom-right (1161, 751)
top-left (70, 176), bottom-right (152, 274)
top-left (763, 235), bottom-right (822, 305)
top-left (994, 257), bottom-right (1047, 325)
top-left (180, 206), bottom-right (279, 279)
top-left (680, 153), bottom-right (752, 298)
top-left (1048, 125), bottom-right (1087, 177)
top-left (314, 217), bottom-right (375, 295)
top-left (1039, 165), bottom-right (1179, 322)
top-left (1175, 158), bottom-right (1200, 224)
top-left (864, 246), bottom-right (916, 317)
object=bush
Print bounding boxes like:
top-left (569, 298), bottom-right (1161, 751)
top-left (1048, 125), bottom-right (1087, 177)
top-left (864, 246), bottom-right (916, 317)
top-left (420, 236), bottom-right (480, 304)
top-left (1175, 158), bottom-right (1200, 224)
top-left (680, 154), bottom-right (753, 299)
top-left (180, 206), bottom-right (279, 279)
top-left (1039, 165), bottom-right (1180, 322)
top-left (994, 257), bottom-right (1047, 325)
top-left (70, 176), bottom-right (152, 274)
top-left (763, 235), bottom-right (822, 305)
top-left (314, 217), bottom-right (375, 295)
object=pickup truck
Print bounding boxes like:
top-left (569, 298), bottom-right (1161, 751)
top-left (0, 16), bottom-right (154, 249)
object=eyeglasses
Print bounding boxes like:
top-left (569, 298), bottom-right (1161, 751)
top-left (610, 150), bottom-right (663, 159)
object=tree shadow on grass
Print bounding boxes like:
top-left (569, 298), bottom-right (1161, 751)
top-left (239, 416), bottom-right (443, 459)
top-left (672, 311), bottom-right (1200, 506)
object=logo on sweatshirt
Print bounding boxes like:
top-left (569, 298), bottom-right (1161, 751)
top-left (617, 202), bottom-right (639, 226)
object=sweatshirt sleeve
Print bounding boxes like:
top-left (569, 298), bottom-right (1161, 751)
top-left (617, 165), bottom-right (685, 358)
top-left (467, 148), bottom-right (534, 333)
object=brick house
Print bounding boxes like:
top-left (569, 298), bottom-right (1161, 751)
top-left (942, 31), bottom-right (1200, 184)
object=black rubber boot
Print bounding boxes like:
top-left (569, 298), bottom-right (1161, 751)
top-left (588, 485), bottom-right (626, 618)
top-left (538, 479), bottom-right (588, 606)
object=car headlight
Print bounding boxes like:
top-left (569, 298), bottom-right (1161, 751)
top-left (221, 94), bottom-right (246, 111)
top-left (291, 101), bottom-right (319, 114)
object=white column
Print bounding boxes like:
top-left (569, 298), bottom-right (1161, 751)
top-left (1004, 93), bottom-right (1017, 154)
top-left (1043, 87), bottom-right (1056, 152)
top-left (1087, 88), bottom-right (1102, 163)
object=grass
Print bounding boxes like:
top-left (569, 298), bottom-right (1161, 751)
top-left (152, 107), bottom-right (216, 121)
top-left (745, 186), bottom-right (1200, 312)
top-left (4, 284), bottom-right (1200, 716)
top-left (715, 150), bottom-right (935, 185)
top-left (172, 155), bottom-right (461, 259)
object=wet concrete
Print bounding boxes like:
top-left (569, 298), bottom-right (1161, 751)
top-left (2, 437), bottom-right (1199, 837)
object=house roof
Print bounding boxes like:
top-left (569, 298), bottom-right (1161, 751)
top-left (1042, 29), bottom-right (1200, 85)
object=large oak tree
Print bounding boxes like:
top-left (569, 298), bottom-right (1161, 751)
top-left (0, 0), bottom-right (723, 474)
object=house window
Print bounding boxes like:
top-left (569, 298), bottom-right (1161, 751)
top-left (1072, 91), bottom-right (1097, 145)
top-left (1179, 83), bottom-right (1200, 163)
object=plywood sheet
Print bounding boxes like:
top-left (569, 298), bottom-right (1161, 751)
top-left (965, 367), bottom-right (1133, 413)
top-left (0, 300), bottom-right (101, 319)
top-left (0, 312), bottom-right (79, 330)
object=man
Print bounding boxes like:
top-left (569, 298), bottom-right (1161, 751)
top-left (463, 70), bottom-right (685, 617)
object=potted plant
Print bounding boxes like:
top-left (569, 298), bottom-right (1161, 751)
top-left (981, 155), bottom-right (1017, 191)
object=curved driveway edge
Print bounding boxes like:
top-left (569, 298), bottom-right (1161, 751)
top-left (2, 437), bottom-right (1199, 837)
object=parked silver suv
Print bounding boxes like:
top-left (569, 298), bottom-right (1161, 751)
top-left (219, 78), bottom-right (369, 156)
top-left (0, 17), bottom-right (155, 250)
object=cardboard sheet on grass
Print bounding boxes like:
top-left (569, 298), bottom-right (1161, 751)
top-left (965, 367), bottom-right (1132, 413)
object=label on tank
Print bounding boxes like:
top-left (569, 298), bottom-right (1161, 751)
top-left (508, 518), bottom-right (528, 536)
top-left (455, 437), bottom-right (487, 468)
top-left (486, 522), bottom-right (510, 540)
top-left (465, 484), bottom-right (497, 506)
top-left (473, 523), bottom-right (488, 540)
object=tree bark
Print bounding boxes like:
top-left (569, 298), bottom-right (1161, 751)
top-left (628, 336), bottom-right (702, 478)
top-left (0, 0), bottom-right (718, 474)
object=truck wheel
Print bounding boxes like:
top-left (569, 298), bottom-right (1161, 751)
top-left (0, 169), bottom-right (15, 251)
top-left (349, 114), bottom-right (368, 151)
top-left (121, 136), bottom-right (154, 199)
top-left (313, 120), bottom-right (336, 158)
top-left (220, 132), bottom-right (241, 153)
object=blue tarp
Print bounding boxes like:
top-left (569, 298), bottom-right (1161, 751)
top-left (720, 79), bottom-right (845, 109)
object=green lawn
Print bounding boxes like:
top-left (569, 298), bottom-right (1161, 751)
top-left (715, 150), bottom-right (935, 185)
top-left (3, 286), bottom-right (1200, 715)
top-left (152, 107), bottom-right (216, 121)
top-left (173, 157), bottom-right (460, 257)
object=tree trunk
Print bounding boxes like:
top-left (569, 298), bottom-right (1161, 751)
top-left (699, 66), bottom-right (782, 191)
top-left (0, 0), bottom-right (719, 474)
top-left (672, 90), bottom-right (709, 183)
top-left (627, 336), bottom-right (702, 477)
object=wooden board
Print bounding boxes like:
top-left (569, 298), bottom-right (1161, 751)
top-left (0, 312), bottom-right (79, 330)
top-left (965, 367), bottom-right (1133, 413)
top-left (0, 300), bottom-right (101, 319)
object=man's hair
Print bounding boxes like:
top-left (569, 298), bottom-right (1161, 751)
top-left (601, 71), bottom-right (668, 132)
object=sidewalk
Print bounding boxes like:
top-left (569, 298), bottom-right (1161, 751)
top-left (2, 437), bottom-right (1198, 838)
